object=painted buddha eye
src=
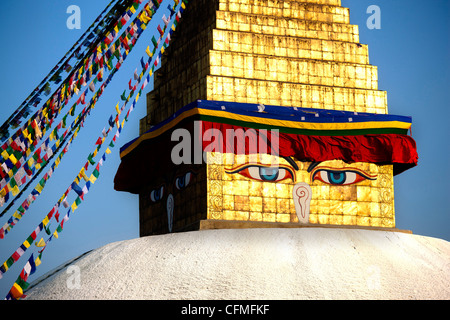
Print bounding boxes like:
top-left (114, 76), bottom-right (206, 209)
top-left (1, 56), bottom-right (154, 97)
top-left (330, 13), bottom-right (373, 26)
top-left (175, 172), bottom-right (193, 190)
top-left (150, 186), bottom-right (164, 202)
top-left (226, 165), bottom-right (295, 182)
top-left (312, 168), bottom-right (376, 186)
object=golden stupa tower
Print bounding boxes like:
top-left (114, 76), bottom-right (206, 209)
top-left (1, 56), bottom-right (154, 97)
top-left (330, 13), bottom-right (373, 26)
top-left (142, 0), bottom-right (386, 130)
top-left (115, 0), bottom-right (418, 235)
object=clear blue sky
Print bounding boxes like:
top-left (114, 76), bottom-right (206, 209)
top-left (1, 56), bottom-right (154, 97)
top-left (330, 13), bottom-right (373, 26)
top-left (0, 0), bottom-right (448, 298)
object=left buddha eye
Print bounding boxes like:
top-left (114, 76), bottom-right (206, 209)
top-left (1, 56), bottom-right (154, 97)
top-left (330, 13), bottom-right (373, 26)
top-left (312, 169), bottom-right (375, 185)
top-left (150, 186), bottom-right (164, 202)
top-left (227, 165), bottom-right (294, 182)
top-left (175, 172), bottom-right (193, 190)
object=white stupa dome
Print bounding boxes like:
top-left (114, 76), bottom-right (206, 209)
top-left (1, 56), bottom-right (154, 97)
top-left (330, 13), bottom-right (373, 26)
top-left (24, 227), bottom-right (450, 300)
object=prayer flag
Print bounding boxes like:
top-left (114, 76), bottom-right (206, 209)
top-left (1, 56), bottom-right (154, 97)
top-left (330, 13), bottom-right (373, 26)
top-left (145, 46), bottom-right (152, 57)
top-left (36, 238), bottom-right (46, 247)
top-left (71, 181), bottom-right (84, 197)
top-left (24, 254), bottom-right (36, 276)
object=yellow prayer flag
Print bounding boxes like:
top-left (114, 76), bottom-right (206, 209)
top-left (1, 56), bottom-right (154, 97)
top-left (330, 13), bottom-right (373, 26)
top-left (36, 238), bottom-right (46, 247)
top-left (10, 283), bottom-right (23, 300)
top-left (8, 154), bottom-right (17, 165)
top-left (140, 12), bottom-right (150, 24)
top-left (89, 174), bottom-right (97, 184)
top-left (35, 255), bottom-right (41, 267)
top-left (115, 103), bottom-right (121, 115)
top-left (71, 202), bottom-right (78, 212)
top-left (80, 168), bottom-right (89, 182)
top-left (145, 46), bottom-right (152, 57)
top-left (53, 230), bottom-right (59, 239)
top-left (34, 123), bottom-right (42, 138)
top-left (23, 239), bottom-right (31, 248)
top-left (130, 6), bottom-right (136, 14)
top-left (1, 149), bottom-right (9, 160)
top-left (42, 216), bottom-right (50, 226)
top-left (34, 183), bottom-right (43, 194)
top-left (105, 148), bottom-right (111, 154)
top-left (12, 211), bottom-right (22, 220)
top-left (11, 185), bottom-right (20, 196)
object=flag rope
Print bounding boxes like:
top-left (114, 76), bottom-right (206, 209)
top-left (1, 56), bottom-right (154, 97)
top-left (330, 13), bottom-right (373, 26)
top-left (0, 0), bottom-right (163, 229)
top-left (0, 0), bottom-right (182, 286)
top-left (0, 0), bottom-right (123, 142)
top-left (0, 0), bottom-right (145, 182)
top-left (4, 0), bottom-right (186, 299)
top-left (0, 0), bottom-right (156, 209)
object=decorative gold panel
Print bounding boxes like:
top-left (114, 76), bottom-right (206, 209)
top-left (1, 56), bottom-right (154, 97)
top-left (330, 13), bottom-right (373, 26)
top-left (206, 153), bottom-right (395, 228)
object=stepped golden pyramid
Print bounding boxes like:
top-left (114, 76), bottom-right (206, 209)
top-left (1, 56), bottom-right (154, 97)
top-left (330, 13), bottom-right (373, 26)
top-left (143, 0), bottom-right (386, 127)
top-left (114, 0), bottom-right (418, 235)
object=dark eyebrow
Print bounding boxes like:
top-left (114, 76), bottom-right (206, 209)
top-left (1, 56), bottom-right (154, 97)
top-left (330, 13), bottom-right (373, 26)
top-left (282, 156), bottom-right (299, 171)
top-left (307, 162), bottom-right (322, 173)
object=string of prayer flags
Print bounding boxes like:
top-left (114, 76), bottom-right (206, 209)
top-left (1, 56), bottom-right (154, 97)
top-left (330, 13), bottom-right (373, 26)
top-left (0, 0), bottom-right (152, 211)
top-left (1, 0), bottom-right (187, 298)
top-left (0, 0), bottom-right (121, 142)
top-left (0, 0), bottom-right (144, 163)
top-left (1, 0), bottom-right (130, 146)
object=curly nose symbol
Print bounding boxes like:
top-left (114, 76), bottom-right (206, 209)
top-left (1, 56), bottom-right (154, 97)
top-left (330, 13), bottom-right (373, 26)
top-left (167, 194), bottom-right (174, 232)
top-left (293, 183), bottom-right (312, 224)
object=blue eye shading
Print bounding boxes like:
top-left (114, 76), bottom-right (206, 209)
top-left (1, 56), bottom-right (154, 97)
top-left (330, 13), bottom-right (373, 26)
top-left (328, 171), bottom-right (346, 184)
top-left (259, 167), bottom-right (279, 181)
top-left (175, 172), bottom-right (193, 190)
top-left (225, 165), bottom-right (294, 182)
top-left (312, 168), bottom-right (377, 186)
top-left (150, 186), bottom-right (164, 202)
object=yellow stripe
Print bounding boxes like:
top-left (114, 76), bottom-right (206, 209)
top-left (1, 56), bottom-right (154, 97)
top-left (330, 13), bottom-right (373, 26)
top-left (196, 108), bottom-right (412, 131)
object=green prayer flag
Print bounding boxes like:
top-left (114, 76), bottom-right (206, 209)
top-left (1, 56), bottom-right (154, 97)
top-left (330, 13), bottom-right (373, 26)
top-left (87, 154), bottom-right (95, 165)
top-left (151, 36), bottom-right (158, 48)
top-left (62, 115), bottom-right (68, 128)
top-left (45, 224), bottom-right (51, 235)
